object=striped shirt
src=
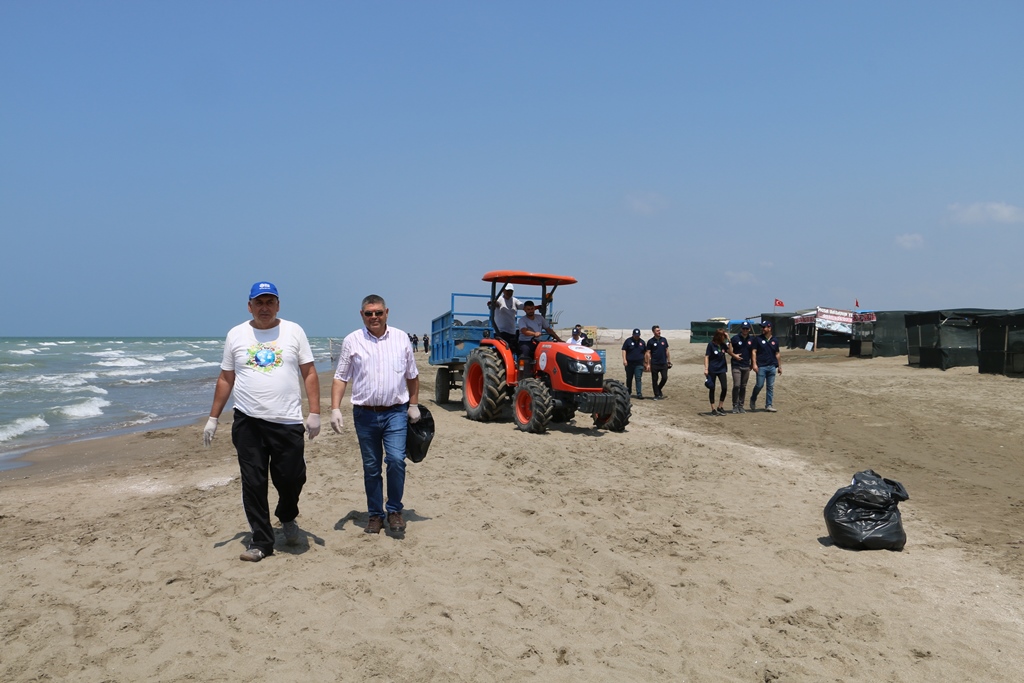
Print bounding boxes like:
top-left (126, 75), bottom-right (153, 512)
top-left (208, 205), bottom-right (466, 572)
top-left (334, 325), bottom-right (419, 407)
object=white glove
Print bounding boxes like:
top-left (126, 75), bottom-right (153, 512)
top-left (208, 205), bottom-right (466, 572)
top-left (408, 404), bottom-right (421, 423)
top-left (306, 413), bottom-right (320, 441)
top-left (203, 417), bottom-right (218, 447)
top-left (330, 408), bottom-right (344, 433)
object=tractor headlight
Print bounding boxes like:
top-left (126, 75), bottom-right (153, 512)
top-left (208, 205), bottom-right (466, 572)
top-left (569, 360), bottom-right (590, 373)
top-left (593, 362), bottom-right (603, 373)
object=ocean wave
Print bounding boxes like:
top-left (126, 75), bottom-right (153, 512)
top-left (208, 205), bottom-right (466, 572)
top-left (84, 350), bottom-right (125, 358)
top-left (82, 385), bottom-right (109, 395)
top-left (119, 378), bottom-right (163, 385)
top-left (0, 416), bottom-right (49, 442)
top-left (33, 373), bottom-right (100, 389)
top-left (95, 358), bottom-right (146, 368)
top-left (10, 349), bottom-right (38, 355)
top-left (38, 342), bottom-right (58, 346)
top-left (56, 397), bottom-right (111, 419)
top-left (0, 363), bottom-right (34, 368)
top-left (125, 412), bottom-right (157, 426)
top-left (166, 350), bottom-right (194, 358)
top-left (139, 355), bottom-right (166, 362)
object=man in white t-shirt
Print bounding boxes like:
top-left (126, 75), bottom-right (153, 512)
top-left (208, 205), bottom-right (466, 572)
top-left (488, 283), bottom-right (524, 352)
top-left (204, 282), bottom-right (321, 563)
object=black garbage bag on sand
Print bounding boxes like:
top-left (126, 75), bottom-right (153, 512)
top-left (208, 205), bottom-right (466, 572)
top-left (824, 470), bottom-right (909, 551)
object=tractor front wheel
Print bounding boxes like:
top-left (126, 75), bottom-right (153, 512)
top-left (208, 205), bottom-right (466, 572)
top-left (593, 379), bottom-right (631, 432)
top-left (513, 378), bottom-right (553, 434)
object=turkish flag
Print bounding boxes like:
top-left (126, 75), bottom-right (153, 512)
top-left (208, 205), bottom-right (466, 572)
top-left (855, 299), bottom-right (860, 308)
top-left (774, 298), bottom-right (784, 307)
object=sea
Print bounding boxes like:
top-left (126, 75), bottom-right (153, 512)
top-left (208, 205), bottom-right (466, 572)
top-left (0, 337), bottom-right (337, 472)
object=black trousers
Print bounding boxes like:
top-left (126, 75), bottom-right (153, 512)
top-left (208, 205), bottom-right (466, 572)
top-left (232, 410), bottom-right (306, 554)
top-left (650, 365), bottom-right (668, 397)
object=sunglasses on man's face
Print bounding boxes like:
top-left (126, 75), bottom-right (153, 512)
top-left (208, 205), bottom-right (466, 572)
top-left (362, 310), bottom-right (385, 317)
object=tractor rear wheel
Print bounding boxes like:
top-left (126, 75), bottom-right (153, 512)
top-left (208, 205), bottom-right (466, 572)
top-left (434, 366), bottom-right (451, 404)
top-left (593, 379), bottom-right (631, 432)
top-left (513, 378), bottom-right (553, 434)
top-left (463, 347), bottom-right (508, 421)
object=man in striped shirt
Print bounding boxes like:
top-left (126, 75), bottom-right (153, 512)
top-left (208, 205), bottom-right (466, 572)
top-left (330, 294), bottom-right (421, 536)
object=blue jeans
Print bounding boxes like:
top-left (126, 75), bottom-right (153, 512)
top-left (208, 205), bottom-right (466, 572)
top-left (352, 405), bottom-right (408, 519)
top-left (625, 363), bottom-right (644, 396)
top-left (751, 366), bottom-right (777, 407)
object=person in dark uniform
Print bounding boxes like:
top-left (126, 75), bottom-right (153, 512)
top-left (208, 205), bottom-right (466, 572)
top-left (750, 320), bottom-right (782, 412)
top-left (704, 328), bottom-right (729, 415)
top-left (729, 322), bottom-right (755, 413)
top-left (645, 325), bottom-right (671, 400)
top-left (621, 328), bottom-right (649, 399)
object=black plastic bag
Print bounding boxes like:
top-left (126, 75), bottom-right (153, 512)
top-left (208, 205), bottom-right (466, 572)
top-left (824, 470), bottom-right (909, 550)
top-left (406, 405), bottom-right (435, 463)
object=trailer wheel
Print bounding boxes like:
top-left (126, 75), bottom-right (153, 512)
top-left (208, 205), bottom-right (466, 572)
top-left (513, 378), bottom-right (552, 434)
top-left (593, 379), bottom-right (631, 432)
top-left (463, 347), bottom-right (507, 421)
top-left (434, 367), bottom-right (451, 404)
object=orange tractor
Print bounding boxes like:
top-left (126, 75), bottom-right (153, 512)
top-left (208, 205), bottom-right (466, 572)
top-left (430, 270), bottom-right (631, 434)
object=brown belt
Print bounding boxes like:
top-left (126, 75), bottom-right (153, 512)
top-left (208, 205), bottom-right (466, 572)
top-left (354, 404), bottom-right (403, 412)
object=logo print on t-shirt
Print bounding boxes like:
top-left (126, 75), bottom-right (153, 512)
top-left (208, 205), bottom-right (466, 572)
top-left (247, 343), bottom-right (283, 373)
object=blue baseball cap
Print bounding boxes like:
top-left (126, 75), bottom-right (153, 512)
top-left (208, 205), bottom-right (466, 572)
top-left (249, 282), bottom-right (279, 299)
top-left (740, 321), bottom-right (751, 329)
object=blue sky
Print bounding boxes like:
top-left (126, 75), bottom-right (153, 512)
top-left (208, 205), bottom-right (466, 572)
top-left (3, 2), bottom-right (1022, 337)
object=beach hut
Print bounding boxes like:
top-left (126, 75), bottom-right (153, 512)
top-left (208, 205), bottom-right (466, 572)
top-left (851, 310), bottom-right (918, 358)
top-left (975, 309), bottom-right (1024, 377)
top-left (904, 309), bottom-right (1000, 369)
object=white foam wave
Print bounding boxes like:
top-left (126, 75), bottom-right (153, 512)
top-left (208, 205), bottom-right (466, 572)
top-left (0, 416), bottom-right (49, 442)
top-left (139, 355), bottom-right (166, 362)
top-left (38, 342), bottom-right (58, 346)
top-left (120, 378), bottom-right (162, 385)
top-left (57, 397), bottom-right (111, 419)
top-left (96, 358), bottom-right (146, 368)
top-left (10, 349), bottom-right (38, 356)
top-left (33, 373), bottom-right (99, 389)
top-left (1, 363), bottom-right (33, 368)
top-left (166, 350), bottom-right (194, 358)
top-left (125, 412), bottom-right (157, 426)
top-left (84, 350), bottom-right (125, 358)
top-left (82, 385), bottom-right (109, 395)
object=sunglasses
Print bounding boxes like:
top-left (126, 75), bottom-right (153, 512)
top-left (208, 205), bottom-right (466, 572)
top-left (362, 310), bottom-right (385, 317)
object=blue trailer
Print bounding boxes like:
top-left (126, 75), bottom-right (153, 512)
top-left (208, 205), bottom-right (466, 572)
top-left (429, 287), bottom-right (548, 404)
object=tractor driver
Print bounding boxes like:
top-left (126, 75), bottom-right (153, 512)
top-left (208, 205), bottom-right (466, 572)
top-left (518, 300), bottom-right (562, 367)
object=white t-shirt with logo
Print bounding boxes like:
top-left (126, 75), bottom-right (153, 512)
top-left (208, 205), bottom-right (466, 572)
top-left (220, 319), bottom-right (314, 424)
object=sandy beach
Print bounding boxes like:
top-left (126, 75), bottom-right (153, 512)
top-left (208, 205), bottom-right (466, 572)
top-left (2, 339), bottom-right (1023, 682)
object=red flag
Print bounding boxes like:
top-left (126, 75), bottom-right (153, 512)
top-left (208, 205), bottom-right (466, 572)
top-left (855, 299), bottom-right (860, 308)
top-left (774, 298), bottom-right (784, 307)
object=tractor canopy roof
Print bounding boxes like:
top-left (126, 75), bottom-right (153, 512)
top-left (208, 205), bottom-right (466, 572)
top-left (482, 270), bottom-right (578, 287)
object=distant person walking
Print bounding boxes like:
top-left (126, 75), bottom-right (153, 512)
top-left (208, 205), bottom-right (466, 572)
top-left (750, 320), bottom-right (782, 412)
top-left (729, 322), bottom-right (755, 413)
top-left (330, 295), bottom-right (420, 536)
top-left (422, 332), bottom-right (430, 355)
top-left (704, 328), bottom-right (729, 415)
top-left (411, 334), bottom-right (419, 352)
top-left (204, 281), bottom-right (321, 563)
top-left (621, 328), bottom-right (649, 399)
top-left (645, 325), bottom-right (671, 400)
